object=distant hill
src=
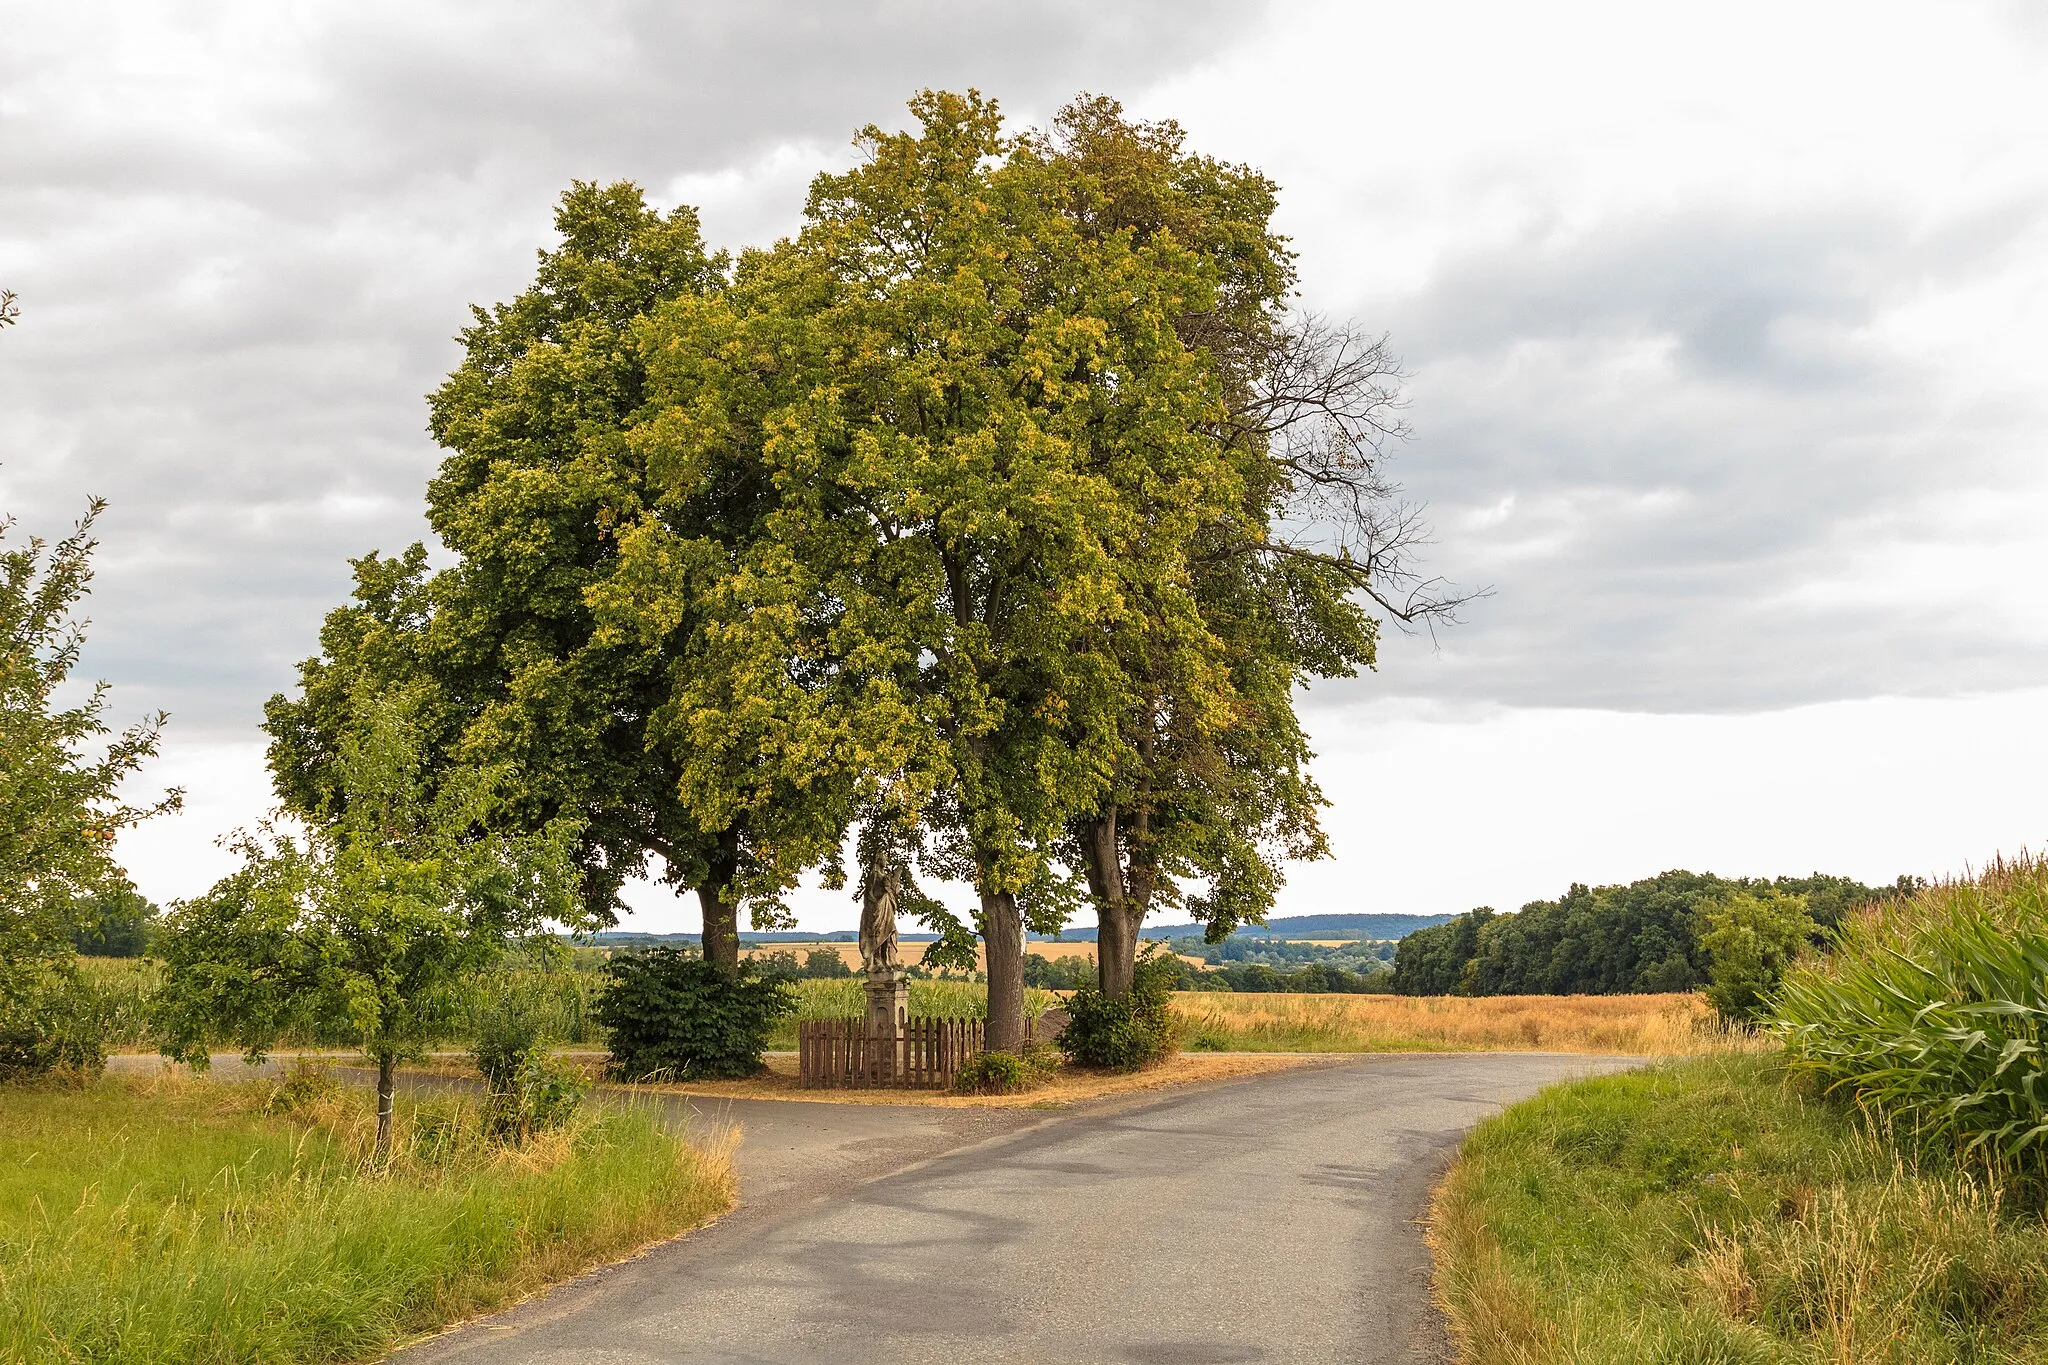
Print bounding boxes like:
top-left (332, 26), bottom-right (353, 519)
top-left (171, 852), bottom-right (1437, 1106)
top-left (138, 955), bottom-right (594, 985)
top-left (1052, 914), bottom-right (1456, 942)
top-left (582, 913), bottom-right (1453, 949)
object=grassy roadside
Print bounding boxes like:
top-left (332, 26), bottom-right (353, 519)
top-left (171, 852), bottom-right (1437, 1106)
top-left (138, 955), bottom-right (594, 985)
top-left (1430, 1054), bottom-right (2048, 1364)
top-left (1, 1072), bottom-right (733, 1364)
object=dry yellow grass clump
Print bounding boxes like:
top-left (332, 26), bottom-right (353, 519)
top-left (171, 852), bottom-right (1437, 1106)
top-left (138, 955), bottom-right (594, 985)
top-left (1173, 990), bottom-right (1759, 1055)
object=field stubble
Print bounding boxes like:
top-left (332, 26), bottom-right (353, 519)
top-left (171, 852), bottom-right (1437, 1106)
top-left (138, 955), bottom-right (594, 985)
top-left (1174, 990), bottom-right (1758, 1056)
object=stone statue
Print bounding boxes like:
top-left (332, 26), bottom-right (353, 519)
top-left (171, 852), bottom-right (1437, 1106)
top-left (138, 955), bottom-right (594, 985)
top-left (859, 851), bottom-right (909, 1076)
top-left (859, 856), bottom-right (902, 975)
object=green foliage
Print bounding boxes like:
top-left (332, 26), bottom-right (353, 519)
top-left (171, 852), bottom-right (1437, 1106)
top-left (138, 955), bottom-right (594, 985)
top-left (1434, 1055), bottom-right (2048, 1364)
top-left (469, 988), bottom-right (553, 1095)
top-left (69, 888), bottom-right (156, 957)
top-left (0, 1077), bottom-right (729, 1363)
top-left (1777, 857), bottom-right (2048, 1177)
top-left (1058, 949), bottom-right (1181, 1069)
top-left (153, 696), bottom-right (586, 1102)
top-left (0, 964), bottom-right (109, 1081)
top-left (952, 1043), bottom-right (1059, 1095)
top-left (1394, 870), bottom-right (1898, 998)
top-left (594, 948), bottom-right (793, 1080)
top-left (2, 499), bottom-right (178, 1077)
top-left (1698, 890), bottom-right (1815, 1023)
top-left (483, 1053), bottom-right (589, 1142)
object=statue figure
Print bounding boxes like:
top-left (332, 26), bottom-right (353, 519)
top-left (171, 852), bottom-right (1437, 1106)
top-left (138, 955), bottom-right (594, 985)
top-left (858, 849), bottom-right (909, 1079)
top-left (859, 855), bottom-right (902, 975)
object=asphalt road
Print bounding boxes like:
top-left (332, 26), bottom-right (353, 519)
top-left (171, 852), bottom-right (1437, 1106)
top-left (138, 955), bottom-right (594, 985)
top-left (394, 1053), bottom-right (1637, 1365)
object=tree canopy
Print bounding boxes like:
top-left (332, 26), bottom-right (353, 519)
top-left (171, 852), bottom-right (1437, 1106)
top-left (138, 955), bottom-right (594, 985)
top-left (1, 497), bottom-right (179, 1070)
top-left (268, 90), bottom-right (1452, 1049)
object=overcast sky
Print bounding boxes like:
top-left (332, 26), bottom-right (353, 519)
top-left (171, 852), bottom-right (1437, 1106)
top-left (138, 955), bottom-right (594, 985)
top-left (6, 0), bottom-right (2045, 930)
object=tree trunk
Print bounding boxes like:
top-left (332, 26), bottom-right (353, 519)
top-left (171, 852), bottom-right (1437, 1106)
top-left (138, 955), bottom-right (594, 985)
top-left (698, 880), bottom-right (740, 975)
top-left (699, 828), bottom-right (742, 974)
top-left (1081, 813), bottom-right (1140, 999)
top-left (1098, 901), bottom-right (1139, 999)
top-left (979, 887), bottom-right (1026, 1052)
top-left (375, 1052), bottom-right (396, 1161)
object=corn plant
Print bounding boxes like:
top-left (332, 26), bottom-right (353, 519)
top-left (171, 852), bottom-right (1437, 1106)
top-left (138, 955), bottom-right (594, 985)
top-left (1776, 856), bottom-right (2048, 1170)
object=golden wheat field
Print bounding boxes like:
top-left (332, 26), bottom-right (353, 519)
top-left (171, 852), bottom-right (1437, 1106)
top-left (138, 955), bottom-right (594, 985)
top-left (739, 939), bottom-right (1193, 971)
top-left (1172, 991), bottom-right (1759, 1055)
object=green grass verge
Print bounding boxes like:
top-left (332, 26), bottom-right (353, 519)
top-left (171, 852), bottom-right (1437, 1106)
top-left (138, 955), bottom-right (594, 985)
top-left (1, 1073), bottom-right (732, 1363)
top-left (1432, 1054), bottom-right (2048, 1364)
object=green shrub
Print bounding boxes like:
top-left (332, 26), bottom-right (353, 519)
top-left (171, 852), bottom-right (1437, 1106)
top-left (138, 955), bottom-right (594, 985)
top-left (470, 990), bottom-right (550, 1095)
top-left (953, 1042), bottom-right (1058, 1095)
top-left (1776, 855), bottom-right (2048, 1176)
top-left (1698, 889), bottom-right (1815, 1023)
top-left (484, 1053), bottom-right (589, 1141)
top-left (593, 950), bottom-right (793, 1080)
top-left (0, 966), bottom-right (109, 1082)
top-left (1058, 949), bottom-right (1180, 1070)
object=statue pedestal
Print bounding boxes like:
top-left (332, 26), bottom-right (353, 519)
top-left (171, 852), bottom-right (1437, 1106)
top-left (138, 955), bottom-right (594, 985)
top-left (864, 969), bottom-right (909, 1082)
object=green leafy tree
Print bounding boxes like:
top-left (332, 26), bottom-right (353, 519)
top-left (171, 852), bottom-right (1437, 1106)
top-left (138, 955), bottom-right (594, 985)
top-left (157, 696), bottom-right (585, 1154)
top-left (2, 498), bottom-right (179, 1074)
top-left (263, 185), bottom-right (821, 973)
top-left (717, 90), bottom-right (1268, 1048)
top-left (1027, 98), bottom-right (1464, 998)
top-left (70, 887), bottom-right (157, 957)
top-left (1698, 889), bottom-right (1816, 1023)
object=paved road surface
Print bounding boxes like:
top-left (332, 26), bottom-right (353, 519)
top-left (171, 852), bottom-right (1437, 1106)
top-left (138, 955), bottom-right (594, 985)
top-left (395, 1054), bottom-right (1636, 1364)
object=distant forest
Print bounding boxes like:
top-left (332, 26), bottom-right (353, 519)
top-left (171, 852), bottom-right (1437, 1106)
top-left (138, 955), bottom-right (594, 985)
top-left (1392, 870), bottom-right (1912, 997)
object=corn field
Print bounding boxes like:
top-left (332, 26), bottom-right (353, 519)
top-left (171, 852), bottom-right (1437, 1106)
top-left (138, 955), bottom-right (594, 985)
top-left (1777, 853), bottom-right (2048, 1171)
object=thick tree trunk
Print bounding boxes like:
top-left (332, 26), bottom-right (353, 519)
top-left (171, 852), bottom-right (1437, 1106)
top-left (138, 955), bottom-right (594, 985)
top-left (1081, 813), bottom-right (1142, 999)
top-left (375, 1053), bottom-right (396, 1160)
top-left (698, 881), bottom-right (740, 975)
top-left (1098, 902), bottom-right (1139, 999)
top-left (979, 887), bottom-right (1026, 1052)
top-left (699, 829), bottom-right (742, 974)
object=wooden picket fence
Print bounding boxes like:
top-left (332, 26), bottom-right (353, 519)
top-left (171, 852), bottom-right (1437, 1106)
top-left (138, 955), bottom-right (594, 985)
top-left (797, 1017), bottom-right (984, 1089)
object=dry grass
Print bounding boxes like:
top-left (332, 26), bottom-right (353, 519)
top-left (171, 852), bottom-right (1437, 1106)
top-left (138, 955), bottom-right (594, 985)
top-left (633, 1050), bottom-right (1313, 1108)
top-left (1174, 991), bottom-right (1764, 1056)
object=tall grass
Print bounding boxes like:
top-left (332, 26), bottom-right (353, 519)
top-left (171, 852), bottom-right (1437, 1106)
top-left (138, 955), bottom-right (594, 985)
top-left (1173, 991), bottom-right (1756, 1055)
top-left (79, 958), bottom-right (609, 1052)
top-left (1431, 1055), bottom-right (2048, 1364)
top-left (1778, 854), bottom-right (2048, 1175)
top-left (0, 1071), bottom-right (732, 1363)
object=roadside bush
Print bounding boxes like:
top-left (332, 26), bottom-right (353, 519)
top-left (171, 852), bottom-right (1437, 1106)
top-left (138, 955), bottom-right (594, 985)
top-left (470, 989), bottom-right (550, 1094)
top-left (485, 1053), bottom-right (589, 1141)
top-left (1058, 949), bottom-right (1180, 1070)
top-left (0, 967), bottom-right (110, 1082)
top-left (594, 949), bottom-right (793, 1080)
top-left (953, 1042), bottom-right (1059, 1095)
top-left (1777, 855), bottom-right (2048, 1177)
top-left (1698, 889), bottom-right (1814, 1023)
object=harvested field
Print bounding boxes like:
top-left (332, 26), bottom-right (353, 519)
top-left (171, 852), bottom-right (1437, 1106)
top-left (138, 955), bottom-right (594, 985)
top-left (1173, 991), bottom-right (1763, 1056)
top-left (739, 939), bottom-right (1181, 971)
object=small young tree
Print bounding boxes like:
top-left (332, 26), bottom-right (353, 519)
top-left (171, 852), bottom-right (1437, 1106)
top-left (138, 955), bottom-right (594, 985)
top-left (2, 498), bottom-right (179, 1076)
top-left (1698, 889), bottom-right (1815, 1023)
top-left (155, 695), bottom-right (584, 1155)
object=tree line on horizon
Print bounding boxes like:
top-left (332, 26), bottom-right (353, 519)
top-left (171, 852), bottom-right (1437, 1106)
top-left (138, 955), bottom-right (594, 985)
top-left (1391, 868), bottom-right (1917, 1001)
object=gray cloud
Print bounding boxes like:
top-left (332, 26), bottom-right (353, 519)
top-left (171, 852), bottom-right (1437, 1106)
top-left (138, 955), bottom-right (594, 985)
top-left (3, 0), bottom-right (2045, 757)
top-left (1337, 197), bottom-right (2048, 713)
